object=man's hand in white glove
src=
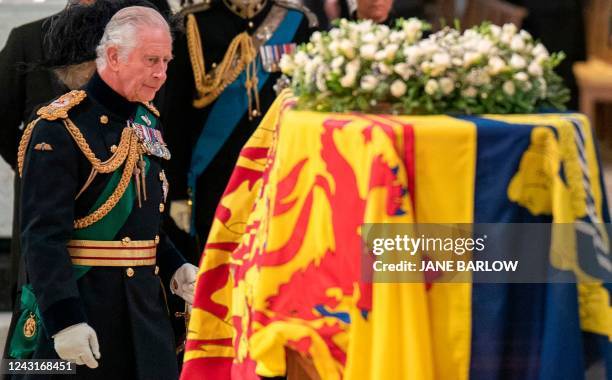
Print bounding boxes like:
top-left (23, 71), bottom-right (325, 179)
top-left (53, 323), bottom-right (100, 369)
top-left (170, 200), bottom-right (191, 233)
top-left (170, 263), bottom-right (198, 304)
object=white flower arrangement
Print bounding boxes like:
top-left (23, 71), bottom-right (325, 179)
top-left (279, 19), bottom-right (569, 114)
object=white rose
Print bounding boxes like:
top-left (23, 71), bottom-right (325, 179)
top-left (389, 31), bottom-right (406, 44)
top-left (340, 59), bottom-right (360, 88)
top-left (489, 25), bottom-right (502, 38)
top-left (514, 72), bottom-right (529, 81)
top-left (528, 61), bottom-right (543, 77)
top-left (403, 19), bottom-right (423, 43)
top-left (328, 41), bottom-right (340, 55)
top-left (374, 50), bottom-right (387, 61)
top-left (279, 54), bottom-right (295, 75)
top-left (346, 59), bottom-right (361, 74)
top-left (311, 31), bottom-right (322, 44)
top-left (464, 29), bottom-right (478, 39)
top-left (452, 58), bottom-right (463, 67)
top-left (439, 77), bottom-right (455, 95)
top-left (510, 35), bottom-right (526, 51)
top-left (362, 32), bottom-right (376, 44)
top-left (425, 79), bottom-right (439, 95)
top-left (509, 54), bottom-right (527, 69)
top-left (502, 23), bottom-right (518, 36)
top-left (404, 46), bottom-right (422, 65)
top-left (463, 52), bottom-right (481, 67)
top-left (519, 30), bottom-right (532, 40)
top-left (329, 28), bottom-right (341, 40)
top-left (340, 73), bottom-right (356, 88)
top-left (488, 56), bottom-right (507, 75)
top-left (384, 44), bottom-right (399, 60)
top-left (360, 44), bottom-right (377, 60)
top-left (331, 56), bottom-right (345, 70)
top-left (339, 40), bottom-right (355, 59)
top-left (462, 86), bottom-right (478, 98)
top-left (390, 80), bottom-right (407, 98)
top-left (377, 63), bottom-right (393, 75)
top-left (532, 43), bottom-right (549, 59)
top-left (394, 63), bottom-right (413, 80)
top-left (360, 75), bottom-right (379, 92)
top-left (357, 20), bottom-right (374, 33)
top-left (476, 39), bottom-right (494, 54)
top-left (503, 80), bottom-right (516, 96)
top-left (433, 52), bottom-right (451, 68)
top-left (375, 25), bottom-right (390, 40)
top-left (293, 51), bottom-right (308, 66)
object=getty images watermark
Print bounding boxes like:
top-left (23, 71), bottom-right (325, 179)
top-left (361, 224), bottom-right (612, 284)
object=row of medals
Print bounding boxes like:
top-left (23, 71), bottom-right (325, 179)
top-left (129, 119), bottom-right (171, 207)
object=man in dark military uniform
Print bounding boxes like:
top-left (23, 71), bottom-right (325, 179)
top-left (6, 6), bottom-right (197, 379)
top-left (161, 0), bottom-right (317, 260)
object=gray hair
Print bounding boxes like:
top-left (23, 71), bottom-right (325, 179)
top-left (95, 6), bottom-right (169, 70)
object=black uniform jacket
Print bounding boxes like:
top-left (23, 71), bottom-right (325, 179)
top-left (161, 0), bottom-right (316, 257)
top-left (15, 73), bottom-right (186, 380)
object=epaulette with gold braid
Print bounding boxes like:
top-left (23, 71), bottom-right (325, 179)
top-left (141, 102), bottom-right (160, 117)
top-left (178, 0), bottom-right (212, 18)
top-left (36, 90), bottom-right (87, 121)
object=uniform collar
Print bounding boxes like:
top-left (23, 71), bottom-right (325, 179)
top-left (222, 0), bottom-right (268, 19)
top-left (85, 72), bottom-right (139, 120)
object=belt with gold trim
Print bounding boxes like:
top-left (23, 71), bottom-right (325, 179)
top-left (67, 239), bottom-right (156, 266)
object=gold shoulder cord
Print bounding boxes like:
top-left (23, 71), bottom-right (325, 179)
top-left (17, 116), bottom-right (143, 230)
top-left (141, 102), bottom-right (160, 117)
top-left (186, 14), bottom-right (260, 118)
top-left (73, 128), bottom-right (141, 229)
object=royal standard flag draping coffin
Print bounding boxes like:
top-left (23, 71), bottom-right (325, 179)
top-left (181, 92), bottom-right (612, 380)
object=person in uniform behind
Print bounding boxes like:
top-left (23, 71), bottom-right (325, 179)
top-left (0, 0), bottom-right (94, 316)
top-left (8, 5), bottom-right (197, 379)
top-left (161, 0), bottom-right (318, 261)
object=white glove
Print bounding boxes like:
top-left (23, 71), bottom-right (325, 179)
top-left (170, 200), bottom-right (191, 233)
top-left (53, 323), bottom-right (100, 369)
top-left (170, 263), bottom-right (198, 304)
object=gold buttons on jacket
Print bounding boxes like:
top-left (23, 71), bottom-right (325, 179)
top-left (100, 115), bottom-right (109, 124)
top-left (154, 266), bottom-right (160, 275)
top-left (154, 235), bottom-right (160, 244)
top-left (126, 267), bottom-right (135, 277)
top-left (159, 203), bottom-right (165, 212)
top-left (122, 237), bottom-right (131, 245)
top-left (248, 21), bottom-right (254, 28)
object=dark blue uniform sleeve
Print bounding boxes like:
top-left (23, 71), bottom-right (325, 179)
top-left (20, 120), bottom-right (87, 337)
top-left (156, 229), bottom-right (187, 290)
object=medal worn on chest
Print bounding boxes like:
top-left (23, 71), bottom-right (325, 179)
top-left (260, 43), bottom-right (296, 72)
top-left (159, 170), bottom-right (169, 203)
top-left (130, 122), bottom-right (171, 160)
